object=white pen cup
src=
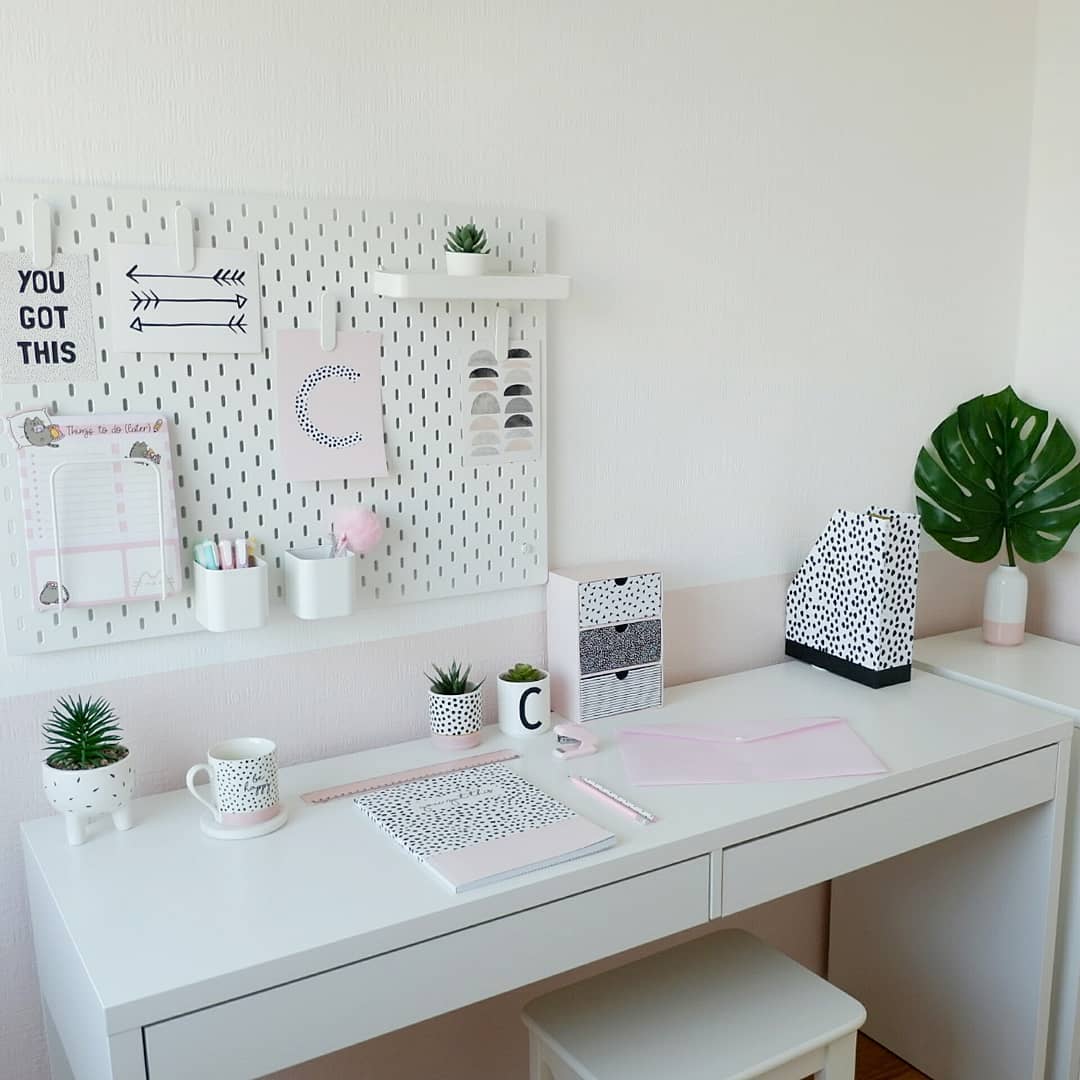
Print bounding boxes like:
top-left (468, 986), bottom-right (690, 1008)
top-left (186, 737), bottom-right (281, 828)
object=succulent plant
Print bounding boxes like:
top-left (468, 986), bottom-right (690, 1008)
top-left (426, 660), bottom-right (482, 695)
top-left (43, 695), bottom-right (127, 771)
top-left (445, 223), bottom-right (489, 255)
top-left (500, 662), bottom-right (546, 683)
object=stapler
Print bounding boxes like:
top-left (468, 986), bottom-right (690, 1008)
top-left (553, 722), bottom-right (598, 759)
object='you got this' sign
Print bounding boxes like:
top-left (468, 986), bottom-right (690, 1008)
top-left (0, 252), bottom-right (97, 383)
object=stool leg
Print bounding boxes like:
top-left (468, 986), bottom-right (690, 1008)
top-left (817, 1032), bottom-right (857, 1079)
top-left (528, 1033), bottom-right (556, 1080)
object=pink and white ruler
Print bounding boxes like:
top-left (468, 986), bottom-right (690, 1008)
top-left (300, 748), bottom-right (521, 804)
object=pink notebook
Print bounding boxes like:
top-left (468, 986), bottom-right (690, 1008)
top-left (354, 762), bottom-right (615, 893)
top-left (619, 716), bottom-right (887, 786)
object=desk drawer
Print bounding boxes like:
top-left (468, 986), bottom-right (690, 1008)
top-left (145, 856), bottom-right (710, 1080)
top-left (714, 745), bottom-right (1058, 917)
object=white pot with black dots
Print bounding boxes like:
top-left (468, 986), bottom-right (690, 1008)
top-left (497, 665), bottom-right (551, 738)
top-left (429, 686), bottom-right (484, 749)
top-left (43, 752), bottom-right (135, 846)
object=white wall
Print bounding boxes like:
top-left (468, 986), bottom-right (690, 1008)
top-left (0, 2), bottom-right (1040, 1078)
top-left (1013, 0), bottom-right (1080, 639)
top-left (1016, 0), bottom-right (1080, 434)
top-left (1, 0), bottom-right (1036, 697)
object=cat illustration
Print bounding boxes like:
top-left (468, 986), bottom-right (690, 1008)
top-left (39, 581), bottom-right (70, 606)
top-left (23, 416), bottom-right (62, 448)
top-left (129, 440), bottom-right (161, 465)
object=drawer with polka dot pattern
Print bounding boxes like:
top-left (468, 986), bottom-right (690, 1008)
top-left (577, 572), bottom-right (662, 629)
top-left (547, 565), bottom-right (664, 723)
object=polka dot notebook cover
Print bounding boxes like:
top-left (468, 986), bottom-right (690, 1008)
top-left (354, 762), bottom-right (615, 893)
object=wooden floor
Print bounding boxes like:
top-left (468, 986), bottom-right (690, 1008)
top-left (855, 1035), bottom-right (928, 1079)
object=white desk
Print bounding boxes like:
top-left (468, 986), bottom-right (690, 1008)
top-left (915, 630), bottom-right (1080, 1080)
top-left (22, 663), bottom-right (1072, 1080)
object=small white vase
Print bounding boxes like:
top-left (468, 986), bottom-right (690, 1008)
top-left (444, 251), bottom-right (489, 276)
top-left (429, 686), bottom-right (484, 749)
top-left (497, 671), bottom-right (551, 738)
top-left (42, 750), bottom-right (135, 845)
top-left (983, 564), bottom-right (1028, 646)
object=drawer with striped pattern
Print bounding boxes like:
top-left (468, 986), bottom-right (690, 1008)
top-left (580, 664), bottom-right (664, 721)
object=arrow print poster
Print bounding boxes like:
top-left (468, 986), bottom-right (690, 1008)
top-left (0, 252), bottom-right (97, 383)
top-left (107, 244), bottom-right (261, 354)
top-left (275, 329), bottom-right (388, 481)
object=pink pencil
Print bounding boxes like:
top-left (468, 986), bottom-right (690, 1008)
top-left (570, 776), bottom-right (657, 824)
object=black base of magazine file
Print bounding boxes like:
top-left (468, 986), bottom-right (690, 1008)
top-left (785, 639), bottom-right (911, 689)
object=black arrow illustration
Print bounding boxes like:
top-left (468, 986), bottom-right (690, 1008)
top-left (129, 289), bottom-right (248, 311)
top-left (130, 313), bottom-right (248, 334)
top-left (126, 264), bottom-right (246, 287)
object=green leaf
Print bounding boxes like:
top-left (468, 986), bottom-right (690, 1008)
top-left (914, 386), bottom-right (1080, 564)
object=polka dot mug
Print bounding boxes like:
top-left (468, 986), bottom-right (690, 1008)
top-left (185, 737), bottom-right (281, 829)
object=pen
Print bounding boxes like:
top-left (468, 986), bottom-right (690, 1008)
top-left (570, 776), bottom-right (657, 824)
top-left (218, 539), bottom-right (235, 570)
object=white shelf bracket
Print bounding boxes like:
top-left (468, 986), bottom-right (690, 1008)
top-left (31, 198), bottom-right (53, 270)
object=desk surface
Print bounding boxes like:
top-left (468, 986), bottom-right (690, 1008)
top-left (21, 661), bottom-right (1071, 1034)
top-left (915, 629), bottom-right (1080, 720)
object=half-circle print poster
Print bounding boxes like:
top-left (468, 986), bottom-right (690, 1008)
top-left (462, 337), bottom-right (541, 465)
top-left (275, 329), bottom-right (388, 481)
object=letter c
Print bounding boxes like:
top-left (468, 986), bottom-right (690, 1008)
top-left (519, 686), bottom-right (542, 730)
top-left (294, 364), bottom-right (365, 448)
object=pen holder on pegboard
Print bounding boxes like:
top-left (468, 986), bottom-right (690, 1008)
top-left (193, 558), bottom-right (269, 633)
top-left (785, 506), bottom-right (920, 689)
top-left (283, 548), bottom-right (356, 620)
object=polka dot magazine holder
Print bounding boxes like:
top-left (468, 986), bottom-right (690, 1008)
top-left (785, 507), bottom-right (920, 689)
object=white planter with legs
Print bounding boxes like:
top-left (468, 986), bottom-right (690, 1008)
top-left (43, 751), bottom-right (135, 845)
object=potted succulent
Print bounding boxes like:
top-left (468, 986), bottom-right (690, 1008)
top-left (497, 662), bottom-right (551, 738)
top-left (444, 223), bottom-right (490, 276)
top-left (41, 695), bottom-right (135, 845)
top-left (915, 385), bottom-right (1080, 646)
top-left (427, 661), bottom-right (485, 748)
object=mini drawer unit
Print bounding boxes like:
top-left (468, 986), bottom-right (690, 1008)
top-left (548, 563), bottom-right (664, 723)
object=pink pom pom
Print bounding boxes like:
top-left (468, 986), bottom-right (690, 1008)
top-left (335, 507), bottom-right (383, 555)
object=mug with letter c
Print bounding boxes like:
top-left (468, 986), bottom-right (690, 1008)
top-left (185, 737), bottom-right (286, 838)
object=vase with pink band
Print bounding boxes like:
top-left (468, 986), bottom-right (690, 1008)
top-left (982, 564), bottom-right (1028, 647)
top-left (185, 737), bottom-right (288, 840)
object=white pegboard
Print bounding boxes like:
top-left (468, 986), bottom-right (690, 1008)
top-left (0, 182), bottom-right (549, 654)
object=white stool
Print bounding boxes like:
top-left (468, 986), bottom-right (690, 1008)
top-left (522, 930), bottom-right (866, 1080)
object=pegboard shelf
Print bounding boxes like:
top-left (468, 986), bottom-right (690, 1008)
top-left (371, 271), bottom-right (571, 300)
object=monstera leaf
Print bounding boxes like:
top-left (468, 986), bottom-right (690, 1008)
top-left (915, 386), bottom-right (1080, 564)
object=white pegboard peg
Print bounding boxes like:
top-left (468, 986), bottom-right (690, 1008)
top-left (31, 198), bottom-right (53, 269)
top-left (174, 204), bottom-right (195, 271)
top-left (320, 291), bottom-right (337, 351)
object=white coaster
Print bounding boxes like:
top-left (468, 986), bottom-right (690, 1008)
top-left (199, 803), bottom-right (289, 841)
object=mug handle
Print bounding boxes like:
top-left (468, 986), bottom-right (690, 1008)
top-left (186, 763), bottom-right (221, 823)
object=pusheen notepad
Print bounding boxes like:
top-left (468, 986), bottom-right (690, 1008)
top-left (8, 411), bottom-right (181, 609)
top-left (354, 762), bottom-right (615, 893)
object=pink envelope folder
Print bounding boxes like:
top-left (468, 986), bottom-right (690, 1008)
top-left (618, 716), bottom-right (887, 786)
